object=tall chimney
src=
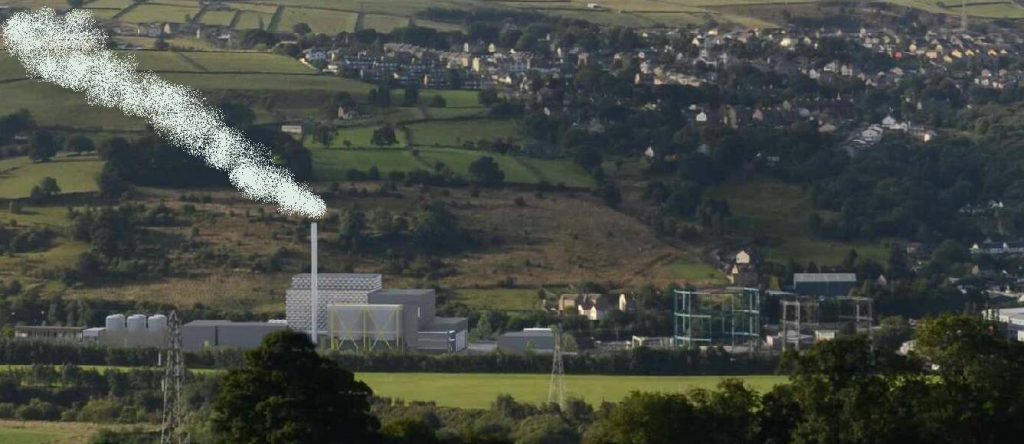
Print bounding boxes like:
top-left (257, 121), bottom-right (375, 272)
top-left (310, 222), bottom-right (318, 345)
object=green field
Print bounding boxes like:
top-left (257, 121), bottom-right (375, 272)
top-left (706, 180), bottom-right (888, 265)
top-left (132, 51), bottom-right (200, 72)
top-left (199, 9), bottom-right (237, 27)
top-left (235, 11), bottom-right (273, 29)
top-left (0, 365), bottom-right (784, 410)
top-left (0, 419), bottom-right (145, 444)
top-left (407, 119), bottom-right (522, 147)
top-left (0, 80), bottom-right (145, 130)
top-left (668, 259), bottom-right (729, 285)
top-left (86, 0), bottom-right (133, 8)
top-left (0, 53), bottom-right (26, 81)
top-left (361, 14), bottom-right (410, 32)
top-left (0, 155), bottom-right (104, 199)
top-left (0, 426), bottom-right (75, 444)
top-left (160, 72), bottom-right (373, 92)
top-left (276, 7), bottom-right (358, 34)
top-left (310, 145), bottom-right (593, 187)
top-left (178, 51), bottom-right (313, 74)
top-left (320, 125), bottom-right (409, 148)
top-left (451, 287), bottom-right (542, 311)
top-left (358, 373), bottom-right (787, 409)
top-left (119, 4), bottom-right (200, 24)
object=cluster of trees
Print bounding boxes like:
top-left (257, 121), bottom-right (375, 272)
top-left (330, 201), bottom-right (470, 257)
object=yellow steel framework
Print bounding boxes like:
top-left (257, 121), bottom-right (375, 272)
top-left (327, 304), bottom-right (403, 352)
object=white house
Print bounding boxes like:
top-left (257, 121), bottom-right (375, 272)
top-left (281, 125), bottom-right (303, 136)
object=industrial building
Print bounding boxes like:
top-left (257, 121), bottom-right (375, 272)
top-left (673, 287), bottom-right (761, 351)
top-left (14, 325), bottom-right (87, 343)
top-left (79, 314), bottom-right (170, 348)
top-left (985, 307), bottom-right (1024, 341)
top-left (182, 320), bottom-right (288, 352)
top-left (792, 273), bottom-right (858, 297)
top-left (286, 274), bottom-right (468, 353)
top-left (285, 273), bottom-right (384, 339)
top-left (497, 328), bottom-right (556, 354)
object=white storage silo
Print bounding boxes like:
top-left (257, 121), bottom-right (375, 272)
top-left (127, 314), bottom-right (147, 331)
top-left (147, 314), bottom-right (167, 332)
top-left (105, 314), bottom-right (126, 331)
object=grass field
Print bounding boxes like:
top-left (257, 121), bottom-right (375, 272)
top-left (309, 146), bottom-right (594, 187)
top-left (199, 9), bottom-right (237, 27)
top-left (319, 125), bottom-right (409, 148)
top-left (276, 7), bottom-right (358, 34)
top-left (86, 0), bottom-right (133, 7)
top-left (706, 180), bottom-right (888, 265)
top-left (361, 14), bottom-right (411, 32)
top-left (0, 423), bottom-right (82, 444)
top-left (407, 119), bottom-right (522, 147)
top-left (0, 365), bottom-right (784, 410)
top-left (119, 4), bottom-right (200, 24)
top-left (0, 420), bottom-right (152, 444)
top-left (0, 155), bottom-right (104, 199)
top-left (235, 11), bottom-right (273, 30)
top-left (0, 80), bottom-right (145, 130)
top-left (178, 51), bottom-right (313, 74)
top-left (359, 373), bottom-right (787, 409)
top-left (451, 287), bottom-right (542, 311)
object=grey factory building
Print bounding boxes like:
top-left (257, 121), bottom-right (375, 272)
top-left (497, 328), bottom-right (556, 354)
top-left (182, 320), bottom-right (288, 352)
top-left (792, 273), bottom-right (858, 297)
top-left (286, 274), bottom-right (468, 353)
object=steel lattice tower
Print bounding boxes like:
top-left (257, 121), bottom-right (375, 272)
top-left (547, 332), bottom-right (565, 408)
top-left (160, 311), bottom-right (190, 444)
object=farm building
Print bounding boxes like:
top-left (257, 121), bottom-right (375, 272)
top-left (792, 273), bottom-right (857, 297)
top-left (497, 328), bottom-right (556, 354)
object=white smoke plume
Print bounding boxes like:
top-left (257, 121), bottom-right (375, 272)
top-left (1, 8), bottom-right (326, 218)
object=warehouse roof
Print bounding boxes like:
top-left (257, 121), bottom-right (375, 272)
top-left (184, 320), bottom-right (288, 328)
top-left (793, 273), bottom-right (857, 283)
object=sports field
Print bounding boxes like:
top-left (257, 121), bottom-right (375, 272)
top-left (358, 373), bottom-right (787, 408)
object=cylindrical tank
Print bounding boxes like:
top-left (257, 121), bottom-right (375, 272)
top-left (147, 314), bottom-right (167, 332)
top-left (105, 314), bottom-right (125, 331)
top-left (127, 314), bottom-right (147, 331)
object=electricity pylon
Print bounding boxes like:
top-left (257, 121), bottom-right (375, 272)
top-left (160, 311), bottom-right (190, 444)
top-left (547, 331), bottom-right (565, 408)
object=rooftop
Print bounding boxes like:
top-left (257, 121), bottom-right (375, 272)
top-left (183, 320), bottom-right (288, 328)
top-left (794, 273), bottom-right (857, 283)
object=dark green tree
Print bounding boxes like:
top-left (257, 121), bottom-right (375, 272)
top-left (210, 331), bottom-right (379, 444)
top-left (28, 130), bottom-right (58, 162)
top-left (372, 125), bottom-right (399, 146)
top-left (65, 135), bottom-right (95, 155)
top-left (30, 177), bottom-right (60, 200)
top-left (468, 156), bottom-right (505, 187)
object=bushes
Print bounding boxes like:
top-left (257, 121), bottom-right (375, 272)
top-left (15, 398), bottom-right (60, 420)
